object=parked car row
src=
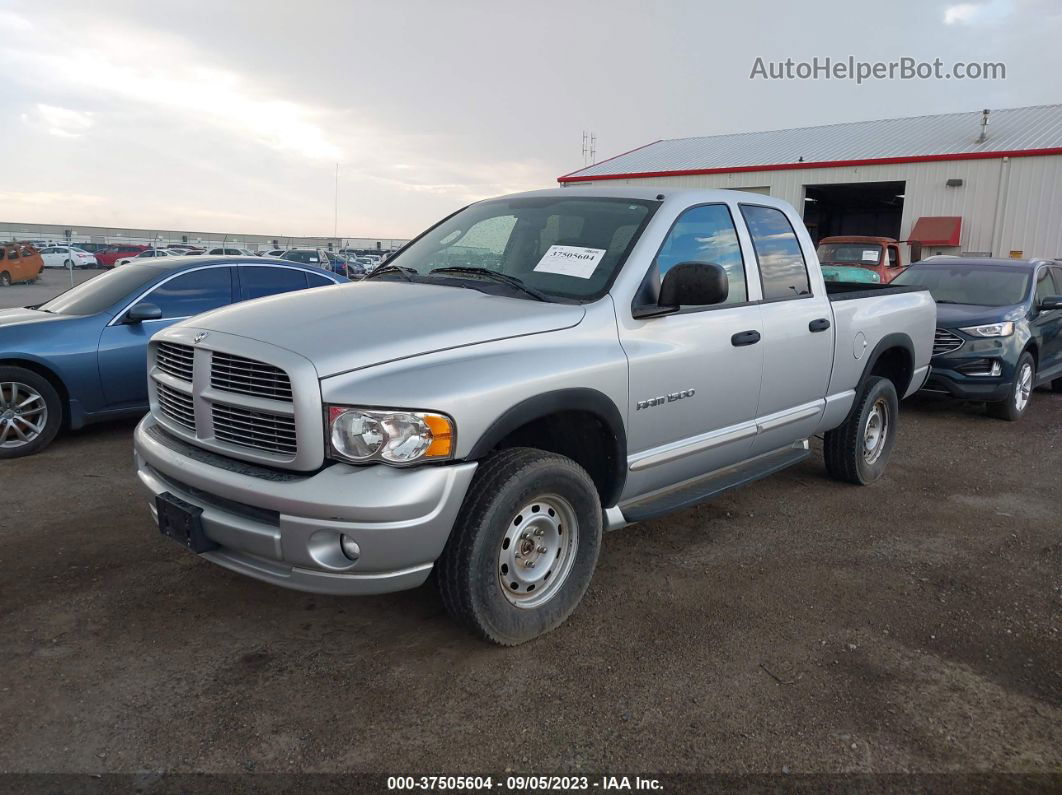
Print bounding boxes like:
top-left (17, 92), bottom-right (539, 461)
top-left (0, 256), bottom-right (347, 457)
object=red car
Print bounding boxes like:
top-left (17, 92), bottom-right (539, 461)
top-left (816, 236), bottom-right (906, 283)
top-left (95, 244), bottom-right (149, 268)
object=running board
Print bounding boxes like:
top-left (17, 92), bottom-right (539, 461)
top-left (619, 442), bottom-right (810, 525)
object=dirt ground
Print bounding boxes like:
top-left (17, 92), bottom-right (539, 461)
top-left (0, 392), bottom-right (1059, 779)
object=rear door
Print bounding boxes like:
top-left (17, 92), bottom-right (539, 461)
top-left (235, 264), bottom-right (311, 301)
top-left (739, 203), bottom-right (834, 455)
top-left (97, 266), bottom-right (234, 407)
top-left (620, 202), bottom-right (765, 498)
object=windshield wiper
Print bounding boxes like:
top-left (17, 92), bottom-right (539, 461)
top-left (365, 264), bottom-right (417, 282)
top-left (428, 267), bottom-right (548, 302)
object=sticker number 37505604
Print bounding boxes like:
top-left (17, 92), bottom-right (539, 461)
top-left (533, 245), bottom-right (606, 279)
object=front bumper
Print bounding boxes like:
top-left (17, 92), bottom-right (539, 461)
top-left (920, 334), bottom-right (1020, 402)
top-left (134, 415), bottom-right (477, 595)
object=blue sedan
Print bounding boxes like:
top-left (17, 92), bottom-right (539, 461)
top-left (0, 256), bottom-right (345, 457)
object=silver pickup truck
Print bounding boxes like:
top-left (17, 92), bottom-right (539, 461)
top-left (133, 187), bottom-right (935, 644)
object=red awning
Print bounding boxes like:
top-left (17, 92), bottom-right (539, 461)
top-left (909, 216), bottom-right (962, 246)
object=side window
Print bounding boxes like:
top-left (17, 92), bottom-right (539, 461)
top-left (653, 204), bottom-right (747, 305)
top-left (239, 266), bottom-right (308, 300)
top-left (1051, 267), bottom-right (1062, 296)
top-left (306, 273), bottom-right (335, 288)
top-left (1035, 267), bottom-right (1057, 303)
top-left (740, 205), bottom-right (812, 299)
top-left (887, 246), bottom-right (899, 267)
top-left (146, 268), bottom-right (233, 319)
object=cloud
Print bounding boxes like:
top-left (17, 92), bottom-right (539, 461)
top-left (0, 9), bottom-right (32, 32)
top-left (21, 104), bottom-right (93, 138)
top-left (943, 1), bottom-right (1014, 25)
top-left (5, 21), bottom-right (342, 161)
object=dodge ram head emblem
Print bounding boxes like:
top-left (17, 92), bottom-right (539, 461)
top-left (636, 389), bottom-right (695, 410)
top-left (193, 332), bottom-right (208, 344)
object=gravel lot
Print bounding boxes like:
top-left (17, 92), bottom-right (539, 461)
top-left (0, 337), bottom-right (1059, 777)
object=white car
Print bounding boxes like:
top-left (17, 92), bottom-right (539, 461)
top-left (115, 249), bottom-right (177, 267)
top-left (206, 247), bottom-right (256, 256)
top-left (258, 249), bottom-right (287, 258)
top-left (39, 246), bottom-right (98, 269)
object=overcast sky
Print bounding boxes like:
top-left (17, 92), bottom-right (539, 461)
top-left (1, 0), bottom-right (1059, 238)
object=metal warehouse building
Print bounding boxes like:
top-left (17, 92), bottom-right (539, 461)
top-left (559, 104), bottom-right (1062, 261)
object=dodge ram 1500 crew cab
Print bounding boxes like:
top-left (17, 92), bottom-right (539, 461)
top-left (133, 188), bottom-right (935, 645)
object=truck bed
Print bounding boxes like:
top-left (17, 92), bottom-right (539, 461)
top-left (824, 281), bottom-right (929, 302)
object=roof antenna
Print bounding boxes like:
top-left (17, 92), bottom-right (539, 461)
top-left (977, 108), bottom-right (990, 143)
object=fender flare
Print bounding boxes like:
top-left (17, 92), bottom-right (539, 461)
top-left (858, 332), bottom-right (916, 395)
top-left (466, 387), bottom-right (627, 506)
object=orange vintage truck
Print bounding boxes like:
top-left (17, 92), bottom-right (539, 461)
top-left (0, 242), bottom-right (45, 286)
top-left (815, 236), bottom-right (906, 283)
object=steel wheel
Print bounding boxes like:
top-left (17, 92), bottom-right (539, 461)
top-left (862, 397), bottom-right (889, 465)
top-left (0, 382), bottom-right (49, 449)
top-left (1014, 361), bottom-right (1033, 413)
top-left (498, 495), bottom-right (580, 609)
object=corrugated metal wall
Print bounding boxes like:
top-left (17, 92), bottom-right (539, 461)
top-left (568, 155), bottom-right (1062, 259)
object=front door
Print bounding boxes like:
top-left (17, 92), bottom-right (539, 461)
top-left (620, 203), bottom-right (765, 500)
top-left (1033, 266), bottom-right (1062, 381)
top-left (97, 266), bottom-right (233, 407)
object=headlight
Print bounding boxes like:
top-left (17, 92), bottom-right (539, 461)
top-left (959, 322), bottom-right (1014, 337)
top-left (327, 406), bottom-right (454, 465)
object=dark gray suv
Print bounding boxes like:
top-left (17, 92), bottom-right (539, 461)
top-left (894, 258), bottom-right (1062, 420)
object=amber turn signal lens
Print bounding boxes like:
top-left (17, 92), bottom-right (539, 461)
top-left (422, 413), bottom-right (453, 457)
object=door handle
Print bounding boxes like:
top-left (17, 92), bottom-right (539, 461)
top-left (731, 330), bottom-right (761, 347)
top-left (809, 318), bottom-right (831, 332)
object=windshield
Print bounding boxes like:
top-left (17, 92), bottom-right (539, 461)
top-left (38, 265), bottom-right (162, 316)
top-left (892, 264), bottom-right (1031, 306)
top-left (383, 196), bottom-right (659, 301)
top-left (817, 242), bottom-right (882, 265)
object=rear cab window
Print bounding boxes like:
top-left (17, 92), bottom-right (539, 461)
top-left (739, 204), bottom-right (812, 300)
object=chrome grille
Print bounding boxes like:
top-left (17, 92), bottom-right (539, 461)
top-left (210, 352), bottom-right (293, 401)
top-left (212, 404), bottom-right (297, 456)
top-left (933, 328), bottom-right (964, 356)
top-left (156, 383), bottom-right (196, 431)
top-left (156, 342), bottom-right (195, 382)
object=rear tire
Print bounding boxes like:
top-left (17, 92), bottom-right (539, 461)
top-left (987, 352), bottom-right (1034, 421)
top-left (0, 367), bottom-right (63, 458)
top-left (437, 447), bottom-right (602, 646)
top-left (824, 376), bottom-right (899, 485)
top-left (1052, 377), bottom-right (1062, 393)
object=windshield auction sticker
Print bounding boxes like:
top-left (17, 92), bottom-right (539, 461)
top-left (534, 245), bottom-right (606, 278)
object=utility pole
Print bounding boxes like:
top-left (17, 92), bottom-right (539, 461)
top-left (334, 163), bottom-right (339, 240)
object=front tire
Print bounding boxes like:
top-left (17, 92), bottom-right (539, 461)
top-left (824, 376), bottom-right (899, 485)
top-left (0, 271), bottom-right (10, 287)
top-left (987, 352), bottom-right (1034, 421)
top-left (437, 448), bottom-right (603, 645)
top-left (0, 367), bottom-right (63, 458)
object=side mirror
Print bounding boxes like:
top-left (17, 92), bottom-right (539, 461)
top-left (659, 262), bottom-right (729, 308)
top-left (124, 302), bottom-right (162, 323)
top-left (1040, 295), bottom-right (1062, 310)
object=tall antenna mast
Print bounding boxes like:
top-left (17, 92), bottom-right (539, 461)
top-left (581, 131), bottom-right (597, 166)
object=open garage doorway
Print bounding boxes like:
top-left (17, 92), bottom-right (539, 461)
top-left (802, 181), bottom-right (905, 244)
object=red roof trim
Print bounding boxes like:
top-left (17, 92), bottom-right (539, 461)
top-left (556, 147), bottom-right (1062, 183)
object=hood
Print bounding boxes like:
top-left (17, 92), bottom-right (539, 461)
top-left (935, 302), bottom-right (1025, 329)
top-left (184, 281), bottom-right (586, 377)
top-left (0, 307), bottom-right (77, 330)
